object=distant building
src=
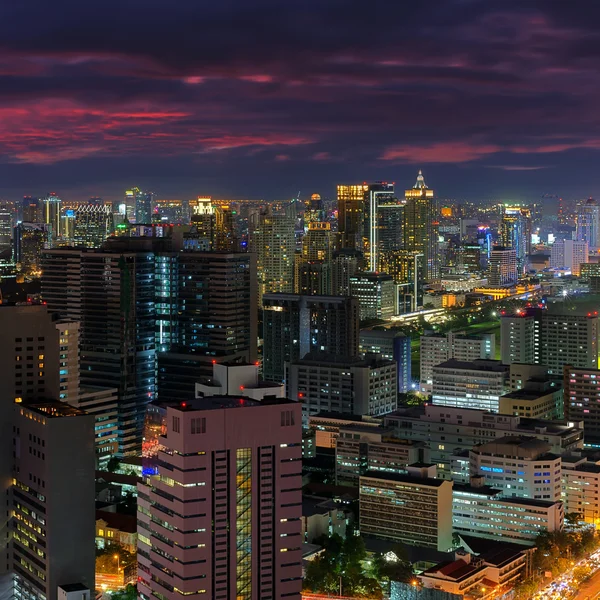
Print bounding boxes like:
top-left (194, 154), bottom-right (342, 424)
top-left (488, 246), bottom-right (518, 287)
top-left (564, 366), bottom-right (600, 441)
top-left (73, 203), bottom-right (114, 248)
top-left (550, 239), bottom-right (588, 275)
top-left (349, 271), bottom-right (396, 320)
top-left (499, 378), bottom-right (563, 420)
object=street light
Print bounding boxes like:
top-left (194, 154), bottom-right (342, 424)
top-left (114, 554), bottom-right (120, 573)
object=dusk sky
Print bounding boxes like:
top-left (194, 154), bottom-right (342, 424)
top-left (2, 0), bottom-right (600, 203)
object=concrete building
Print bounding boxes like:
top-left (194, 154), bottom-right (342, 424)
top-left (137, 396), bottom-right (303, 600)
top-left (453, 481), bottom-right (564, 545)
top-left (308, 413), bottom-right (382, 449)
top-left (550, 239), bottom-right (589, 275)
top-left (262, 294), bottom-right (360, 383)
top-left (349, 272), bottom-right (396, 321)
top-left (561, 455), bottom-right (600, 524)
top-left (359, 471), bottom-right (453, 552)
top-left (501, 307), bottom-right (599, 375)
top-left (564, 366), bottom-right (600, 441)
top-left (301, 497), bottom-right (352, 544)
top-left (286, 352), bottom-right (397, 424)
top-left (195, 362), bottom-right (284, 401)
top-left (499, 378), bottom-right (563, 420)
top-left (383, 404), bottom-right (583, 481)
top-left (10, 402), bottom-right (95, 600)
top-left (420, 331), bottom-right (495, 392)
top-left (508, 363), bottom-right (548, 391)
top-left (331, 249), bottom-right (363, 296)
top-left (432, 359), bottom-right (509, 412)
top-left (359, 329), bottom-right (412, 392)
top-left (470, 436), bottom-right (562, 501)
top-left (335, 424), bottom-right (427, 485)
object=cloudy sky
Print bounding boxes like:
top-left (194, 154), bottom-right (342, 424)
top-left (1, 0), bottom-right (600, 203)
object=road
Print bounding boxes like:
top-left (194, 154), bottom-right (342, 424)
top-left (573, 567), bottom-right (600, 599)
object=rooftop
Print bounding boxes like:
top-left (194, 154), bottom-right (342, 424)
top-left (23, 401), bottom-right (87, 418)
top-left (422, 559), bottom-right (486, 582)
top-left (172, 395), bottom-right (297, 412)
top-left (360, 470), bottom-right (447, 488)
top-left (293, 351), bottom-right (394, 367)
top-left (434, 358), bottom-right (508, 373)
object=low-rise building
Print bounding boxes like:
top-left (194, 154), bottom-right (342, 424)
top-left (359, 470), bottom-right (453, 552)
top-left (335, 424), bottom-right (427, 485)
top-left (308, 412), bottom-right (382, 449)
top-left (301, 496), bottom-right (352, 543)
top-left (432, 359), bottom-right (509, 413)
top-left (95, 510), bottom-right (137, 553)
top-left (499, 378), bottom-right (563, 420)
top-left (453, 480), bottom-right (564, 545)
top-left (286, 352), bottom-right (397, 424)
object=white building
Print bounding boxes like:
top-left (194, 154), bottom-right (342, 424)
top-left (349, 272), bottom-right (396, 320)
top-left (488, 246), bottom-right (517, 287)
top-left (420, 331), bottom-right (495, 392)
top-left (432, 359), bottom-right (509, 412)
top-left (550, 239), bottom-right (589, 276)
top-left (470, 436), bottom-right (562, 501)
top-left (561, 455), bottom-right (600, 524)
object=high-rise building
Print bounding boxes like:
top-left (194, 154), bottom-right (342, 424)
top-left (22, 197), bottom-right (40, 223)
top-left (576, 198), bottom-right (600, 250)
top-left (364, 182), bottom-right (396, 272)
top-left (262, 294), bottom-right (359, 383)
top-left (153, 199), bottom-right (185, 224)
top-left (564, 366), bottom-right (600, 441)
top-left (14, 222), bottom-right (50, 276)
top-left (251, 208), bottom-right (295, 304)
top-left (488, 246), bottom-right (518, 287)
top-left (41, 193), bottom-right (62, 242)
top-left (214, 205), bottom-right (239, 251)
top-left (337, 184), bottom-right (368, 250)
top-left (73, 203), bottom-right (114, 248)
top-left (550, 239), bottom-right (588, 275)
top-left (432, 359), bottom-right (509, 412)
top-left (500, 205), bottom-right (531, 273)
top-left (349, 272), bottom-right (396, 320)
top-left (359, 329), bottom-right (412, 392)
top-left (295, 261), bottom-right (331, 296)
top-left (331, 249), bottom-right (363, 295)
top-left (286, 352), bottom-right (397, 423)
top-left (0, 208), bottom-right (12, 248)
top-left (137, 396), bottom-right (303, 600)
top-left (420, 331), bottom-right (495, 392)
top-left (129, 187), bottom-right (153, 224)
top-left (501, 307), bottom-right (599, 374)
top-left (404, 170), bottom-right (438, 283)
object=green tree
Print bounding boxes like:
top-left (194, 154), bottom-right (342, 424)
top-left (106, 456), bottom-right (120, 473)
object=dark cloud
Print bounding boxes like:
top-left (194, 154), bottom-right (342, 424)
top-left (0, 0), bottom-right (599, 201)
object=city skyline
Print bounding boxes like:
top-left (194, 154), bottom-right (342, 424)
top-left (1, 1), bottom-right (600, 201)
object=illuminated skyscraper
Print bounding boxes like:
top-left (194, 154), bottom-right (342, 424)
top-left (135, 189), bottom-right (153, 224)
top-left (14, 222), bottom-right (50, 276)
top-left (500, 205), bottom-right (531, 273)
top-left (250, 207), bottom-right (295, 304)
top-left (42, 192), bottom-right (62, 241)
top-left (337, 184), bottom-right (368, 250)
top-left (22, 196), bottom-right (40, 222)
top-left (364, 182), bottom-right (396, 272)
top-left (488, 246), bottom-right (518, 287)
top-left (73, 203), bottom-right (114, 248)
top-left (576, 198), bottom-right (600, 251)
top-left (214, 205), bottom-right (239, 251)
top-left (404, 171), bottom-right (438, 282)
top-left (0, 208), bottom-right (12, 248)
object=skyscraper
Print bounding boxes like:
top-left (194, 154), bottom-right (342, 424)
top-left (337, 184), bottom-right (368, 250)
top-left (349, 272), bottom-right (396, 320)
top-left (550, 239), bottom-right (589, 275)
top-left (576, 198), bottom-right (600, 251)
top-left (22, 197), bottom-right (40, 223)
top-left (250, 208), bottom-right (295, 304)
top-left (500, 205), bottom-right (531, 273)
top-left (137, 396), bottom-right (302, 600)
top-left (365, 182), bottom-right (395, 272)
top-left (0, 208), bottom-right (12, 248)
top-left (41, 193), bottom-right (62, 242)
top-left (404, 170), bottom-right (438, 285)
top-left (262, 294), bottom-right (360, 382)
top-left (14, 222), bottom-right (50, 277)
top-left (73, 203), bottom-right (114, 248)
top-left (488, 246), bottom-right (518, 287)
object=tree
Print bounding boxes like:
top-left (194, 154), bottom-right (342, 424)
top-left (106, 456), bottom-right (120, 473)
top-left (111, 584), bottom-right (137, 600)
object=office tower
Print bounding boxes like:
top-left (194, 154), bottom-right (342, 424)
top-left (0, 208), bottom-right (12, 248)
top-left (383, 250), bottom-right (425, 312)
top-left (337, 184), bottom-right (368, 250)
top-left (251, 208), bottom-right (295, 304)
top-left (360, 470), bottom-right (453, 551)
top-left (432, 359), bottom-right (509, 412)
top-left (14, 223), bottom-right (49, 276)
top-left (550, 239), bottom-right (588, 275)
top-left (377, 196), bottom-right (405, 259)
top-left (125, 187), bottom-right (153, 224)
top-left (286, 352), bottom-right (397, 423)
top-left (137, 396), bottom-right (302, 600)
top-left (295, 261), bottom-right (331, 295)
top-left (214, 205), bottom-right (239, 251)
top-left (262, 294), bottom-right (359, 382)
top-left (364, 182), bottom-right (395, 272)
top-left (488, 246), bottom-right (518, 287)
top-left (294, 220), bottom-right (333, 295)
top-left (576, 198), bottom-right (600, 250)
top-left (153, 199), bottom-right (185, 224)
top-left (22, 197), bottom-right (40, 223)
top-left (42, 247), bottom-right (156, 455)
top-left (500, 311), bottom-right (537, 365)
top-left (470, 436), bottom-right (561, 501)
top-left (404, 170), bottom-right (439, 282)
top-left (500, 205), bottom-right (531, 273)
top-left (41, 193), bottom-right (62, 242)
top-left (349, 271), bottom-right (396, 320)
top-left (73, 203), bottom-right (114, 248)
top-left (420, 331), bottom-right (495, 392)
top-left (458, 243), bottom-right (482, 273)
top-left (331, 249), bottom-right (363, 295)
top-left (359, 329), bottom-right (412, 392)
top-left (56, 320), bottom-right (80, 403)
top-left (564, 366), bottom-right (600, 441)
top-left (9, 402), bottom-right (95, 600)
